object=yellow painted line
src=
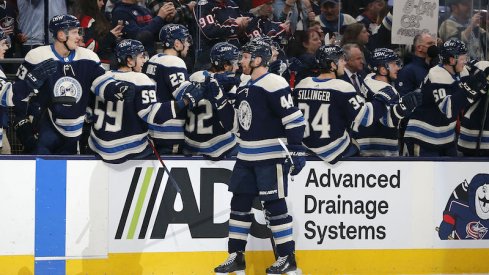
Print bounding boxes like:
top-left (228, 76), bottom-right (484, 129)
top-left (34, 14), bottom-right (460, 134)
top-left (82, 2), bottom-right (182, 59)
top-left (63, 249), bottom-right (489, 275)
top-left (0, 255), bottom-right (33, 275)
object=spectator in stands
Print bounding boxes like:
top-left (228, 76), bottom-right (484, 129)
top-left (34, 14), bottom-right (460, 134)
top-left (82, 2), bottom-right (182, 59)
top-left (314, 0), bottom-right (356, 37)
top-left (146, 0), bottom-right (196, 26)
top-left (341, 23), bottom-right (371, 65)
top-left (111, 0), bottom-right (176, 56)
top-left (193, 0), bottom-right (249, 70)
top-left (0, 28), bottom-right (10, 154)
top-left (356, 0), bottom-right (385, 35)
top-left (296, 27), bottom-right (322, 83)
top-left (73, 0), bottom-right (123, 68)
top-left (17, 0), bottom-right (67, 55)
top-left (341, 43), bottom-right (365, 93)
top-left (0, 0), bottom-right (22, 59)
top-left (439, 0), bottom-right (486, 60)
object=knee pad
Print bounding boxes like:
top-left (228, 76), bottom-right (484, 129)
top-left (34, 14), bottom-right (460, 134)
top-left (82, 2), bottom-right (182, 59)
top-left (230, 193), bottom-right (254, 212)
top-left (263, 198), bottom-right (288, 217)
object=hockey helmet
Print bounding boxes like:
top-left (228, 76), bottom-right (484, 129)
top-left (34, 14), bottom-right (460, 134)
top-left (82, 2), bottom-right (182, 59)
top-left (159, 24), bottom-right (192, 49)
top-left (241, 37), bottom-right (273, 66)
top-left (49, 14), bottom-right (80, 36)
top-left (315, 45), bottom-right (344, 71)
top-left (210, 42), bottom-right (240, 68)
top-left (370, 48), bottom-right (401, 71)
top-left (115, 39), bottom-right (146, 65)
top-left (439, 39), bottom-right (467, 63)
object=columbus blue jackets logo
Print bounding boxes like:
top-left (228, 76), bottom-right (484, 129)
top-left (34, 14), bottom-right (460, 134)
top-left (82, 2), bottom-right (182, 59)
top-left (238, 100), bottom-right (252, 130)
top-left (53, 76), bottom-right (83, 104)
top-left (437, 174), bottom-right (489, 240)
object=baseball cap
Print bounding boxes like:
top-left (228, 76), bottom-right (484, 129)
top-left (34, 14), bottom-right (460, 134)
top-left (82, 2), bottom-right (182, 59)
top-left (321, 0), bottom-right (339, 5)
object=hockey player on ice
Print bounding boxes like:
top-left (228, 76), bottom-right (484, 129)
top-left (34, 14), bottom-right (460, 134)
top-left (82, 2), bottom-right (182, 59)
top-left (209, 37), bottom-right (306, 275)
top-left (88, 39), bottom-right (204, 163)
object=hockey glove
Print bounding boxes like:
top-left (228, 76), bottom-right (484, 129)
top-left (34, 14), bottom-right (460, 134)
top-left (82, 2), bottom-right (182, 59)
top-left (460, 69), bottom-right (487, 103)
top-left (393, 89), bottom-right (422, 118)
top-left (285, 144), bottom-right (307, 176)
top-left (14, 118), bottom-right (37, 153)
top-left (214, 72), bottom-right (240, 88)
top-left (203, 76), bottom-right (228, 108)
top-left (113, 81), bottom-right (136, 103)
top-left (269, 59), bottom-right (287, 75)
top-left (287, 57), bottom-right (303, 72)
top-left (24, 59), bottom-right (58, 90)
top-left (180, 82), bottom-right (204, 109)
top-left (373, 86), bottom-right (399, 105)
top-left (438, 213), bottom-right (455, 240)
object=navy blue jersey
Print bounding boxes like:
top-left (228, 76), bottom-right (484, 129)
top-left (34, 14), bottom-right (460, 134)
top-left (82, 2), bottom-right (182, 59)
top-left (89, 71), bottom-right (178, 163)
top-left (194, 0), bottom-right (242, 69)
top-left (458, 61), bottom-right (489, 155)
top-left (145, 53), bottom-right (189, 151)
top-left (245, 16), bottom-right (287, 44)
top-left (111, 2), bottom-right (164, 39)
top-left (353, 73), bottom-right (403, 156)
top-left (294, 77), bottom-right (380, 162)
top-left (185, 70), bottom-right (237, 159)
top-left (13, 46), bottom-right (117, 140)
top-left (216, 72), bottom-right (306, 165)
top-left (405, 65), bottom-right (472, 150)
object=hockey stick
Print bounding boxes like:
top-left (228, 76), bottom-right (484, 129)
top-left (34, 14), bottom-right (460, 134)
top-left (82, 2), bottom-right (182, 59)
top-left (476, 91), bottom-right (489, 155)
top-left (147, 137), bottom-right (182, 194)
top-left (278, 138), bottom-right (295, 182)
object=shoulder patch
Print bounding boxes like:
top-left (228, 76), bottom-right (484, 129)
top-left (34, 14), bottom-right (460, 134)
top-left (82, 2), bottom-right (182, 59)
top-left (254, 73), bottom-right (289, 92)
top-left (428, 66), bottom-right (455, 85)
top-left (148, 54), bottom-right (187, 70)
top-left (24, 46), bottom-right (56, 65)
top-left (74, 47), bottom-right (101, 63)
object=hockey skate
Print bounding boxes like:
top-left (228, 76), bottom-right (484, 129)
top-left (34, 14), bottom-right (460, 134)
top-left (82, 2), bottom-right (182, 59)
top-left (214, 251), bottom-right (246, 275)
top-left (266, 253), bottom-right (301, 275)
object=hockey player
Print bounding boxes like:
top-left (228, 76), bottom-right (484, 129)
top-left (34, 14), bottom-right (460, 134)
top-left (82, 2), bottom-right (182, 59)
top-left (144, 24), bottom-right (192, 154)
top-left (353, 48), bottom-right (422, 156)
top-left (0, 29), bottom-right (10, 153)
top-left (194, 0), bottom-right (250, 70)
top-left (88, 39), bottom-right (203, 163)
top-left (404, 40), bottom-right (487, 156)
top-left (457, 60), bottom-right (489, 156)
top-left (210, 37), bottom-right (306, 275)
top-left (8, 14), bottom-right (136, 155)
top-left (184, 42), bottom-right (240, 159)
top-left (295, 45), bottom-right (389, 163)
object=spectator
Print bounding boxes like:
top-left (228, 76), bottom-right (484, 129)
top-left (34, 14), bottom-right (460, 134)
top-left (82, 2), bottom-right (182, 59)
top-left (0, 0), bottom-right (23, 59)
top-left (356, 0), bottom-right (385, 35)
top-left (439, 0), bottom-right (486, 60)
top-left (146, 0), bottom-right (196, 26)
top-left (342, 23), bottom-right (371, 67)
top-left (17, 0), bottom-right (67, 55)
top-left (341, 43), bottom-right (365, 93)
top-left (193, 0), bottom-right (249, 70)
top-left (296, 28), bottom-right (321, 83)
top-left (111, 0), bottom-right (176, 56)
top-left (73, 0), bottom-right (123, 68)
top-left (314, 0), bottom-right (356, 37)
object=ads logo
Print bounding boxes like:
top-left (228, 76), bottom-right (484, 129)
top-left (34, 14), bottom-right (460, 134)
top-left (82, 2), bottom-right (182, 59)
top-left (115, 167), bottom-right (271, 240)
top-left (437, 173), bottom-right (489, 240)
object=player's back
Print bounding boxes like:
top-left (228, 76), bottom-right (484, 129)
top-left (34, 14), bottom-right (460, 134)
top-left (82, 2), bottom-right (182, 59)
top-left (89, 71), bottom-right (154, 163)
top-left (295, 77), bottom-right (358, 162)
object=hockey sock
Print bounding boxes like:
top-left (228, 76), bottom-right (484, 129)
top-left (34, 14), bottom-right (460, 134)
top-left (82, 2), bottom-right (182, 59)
top-left (263, 198), bottom-right (295, 256)
top-left (228, 193), bottom-right (254, 253)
